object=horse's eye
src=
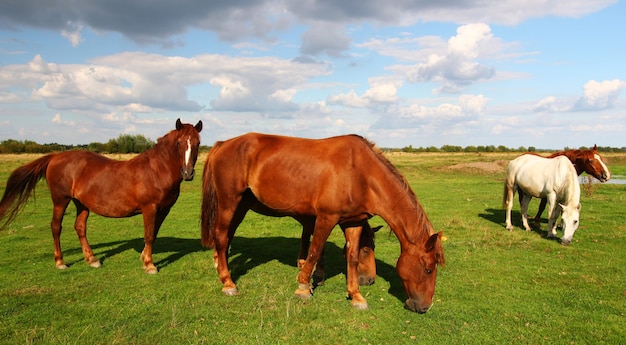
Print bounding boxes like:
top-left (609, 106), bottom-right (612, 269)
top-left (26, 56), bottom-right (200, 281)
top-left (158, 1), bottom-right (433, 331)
top-left (424, 267), bottom-right (433, 274)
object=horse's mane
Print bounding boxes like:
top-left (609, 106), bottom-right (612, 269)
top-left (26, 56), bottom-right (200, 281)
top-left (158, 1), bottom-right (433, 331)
top-left (351, 135), bottom-right (415, 199)
top-left (352, 135), bottom-right (438, 243)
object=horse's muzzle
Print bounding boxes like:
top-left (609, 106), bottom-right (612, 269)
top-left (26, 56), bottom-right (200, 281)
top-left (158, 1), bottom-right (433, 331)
top-left (181, 168), bottom-right (195, 181)
top-left (359, 275), bottom-right (375, 286)
top-left (404, 299), bottom-right (430, 314)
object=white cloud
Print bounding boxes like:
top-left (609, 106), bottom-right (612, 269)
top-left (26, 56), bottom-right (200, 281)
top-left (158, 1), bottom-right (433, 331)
top-left (405, 23), bottom-right (496, 93)
top-left (573, 79), bottom-right (625, 111)
top-left (371, 93), bottom-right (488, 130)
top-left (533, 79), bottom-right (625, 113)
top-left (51, 113), bottom-right (75, 126)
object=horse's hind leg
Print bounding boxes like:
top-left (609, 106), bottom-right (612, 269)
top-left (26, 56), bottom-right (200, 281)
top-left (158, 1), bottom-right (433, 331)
top-left (73, 201), bottom-right (100, 268)
top-left (520, 194), bottom-right (533, 231)
top-left (534, 197), bottom-right (547, 229)
top-left (504, 183), bottom-right (515, 230)
top-left (51, 198), bottom-right (70, 269)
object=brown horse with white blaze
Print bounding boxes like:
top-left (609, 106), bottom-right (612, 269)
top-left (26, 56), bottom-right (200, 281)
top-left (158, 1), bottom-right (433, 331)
top-left (529, 145), bottom-right (610, 227)
top-left (201, 133), bottom-right (444, 313)
top-left (0, 119), bottom-right (203, 273)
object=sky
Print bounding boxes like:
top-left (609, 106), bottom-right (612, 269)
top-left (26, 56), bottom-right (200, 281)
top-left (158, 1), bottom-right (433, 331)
top-left (0, 0), bottom-right (625, 150)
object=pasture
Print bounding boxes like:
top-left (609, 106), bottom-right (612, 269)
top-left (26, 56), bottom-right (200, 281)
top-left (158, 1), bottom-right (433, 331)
top-left (0, 152), bottom-right (624, 344)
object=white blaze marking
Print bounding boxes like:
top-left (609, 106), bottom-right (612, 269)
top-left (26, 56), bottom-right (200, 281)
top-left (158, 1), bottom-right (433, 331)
top-left (184, 138), bottom-right (192, 166)
top-left (594, 153), bottom-right (611, 179)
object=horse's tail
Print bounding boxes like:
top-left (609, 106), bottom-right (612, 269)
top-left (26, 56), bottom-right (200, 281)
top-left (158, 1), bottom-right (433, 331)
top-left (502, 179), bottom-right (515, 209)
top-left (0, 154), bottom-right (55, 230)
top-left (200, 149), bottom-right (218, 249)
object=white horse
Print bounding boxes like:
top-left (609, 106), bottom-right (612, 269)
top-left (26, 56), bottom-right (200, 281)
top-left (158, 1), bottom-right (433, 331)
top-left (503, 154), bottom-right (581, 245)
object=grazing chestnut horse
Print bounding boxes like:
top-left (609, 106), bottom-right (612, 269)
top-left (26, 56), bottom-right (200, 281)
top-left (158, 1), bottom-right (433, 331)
top-left (504, 155), bottom-right (581, 245)
top-left (250, 199), bottom-right (379, 286)
top-left (0, 119), bottom-right (203, 273)
top-left (201, 133), bottom-right (444, 313)
top-left (531, 145), bottom-right (610, 227)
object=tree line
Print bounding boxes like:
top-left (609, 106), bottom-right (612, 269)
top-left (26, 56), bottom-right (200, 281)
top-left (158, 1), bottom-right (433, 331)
top-left (0, 134), bottom-right (156, 154)
top-left (389, 144), bottom-right (626, 153)
top-left (1, 136), bottom-right (624, 154)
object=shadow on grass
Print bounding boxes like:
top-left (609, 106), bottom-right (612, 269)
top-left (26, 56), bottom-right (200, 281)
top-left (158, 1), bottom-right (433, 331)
top-left (479, 208), bottom-right (559, 243)
top-left (61, 234), bottom-right (408, 304)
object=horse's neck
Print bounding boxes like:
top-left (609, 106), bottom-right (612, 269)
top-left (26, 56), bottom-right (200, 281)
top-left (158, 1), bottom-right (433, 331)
top-left (371, 173), bottom-right (433, 248)
top-left (138, 143), bottom-right (180, 179)
top-left (557, 165), bottom-right (581, 204)
top-left (565, 170), bottom-right (581, 204)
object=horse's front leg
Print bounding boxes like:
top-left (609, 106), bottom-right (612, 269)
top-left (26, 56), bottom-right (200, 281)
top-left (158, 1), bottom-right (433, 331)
top-left (545, 195), bottom-right (558, 238)
top-left (140, 204), bottom-right (161, 274)
top-left (297, 217), bottom-right (325, 286)
top-left (73, 202), bottom-right (100, 268)
top-left (344, 225), bottom-right (368, 310)
top-left (295, 217), bottom-right (335, 299)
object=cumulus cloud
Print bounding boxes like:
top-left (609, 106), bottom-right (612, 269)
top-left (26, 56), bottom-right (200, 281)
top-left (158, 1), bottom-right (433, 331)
top-left (51, 113), bottom-right (75, 126)
top-left (328, 77), bottom-right (401, 108)
top-left (406, 23), bottom-right (496, 93)
top-left (300, 22), bottom-right (351, 57)
top-left (572, 79), bottom-right (626, 111)
top-left (371, 94), bottom-right (488, 130)
top-left (0, 1), bottom-right (614, 54)
top-left (533, 79), bottom-right (625, 113)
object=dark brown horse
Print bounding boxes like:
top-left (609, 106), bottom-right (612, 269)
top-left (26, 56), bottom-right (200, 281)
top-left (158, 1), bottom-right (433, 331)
top-left (249, 200), bottom-right (379, 286)
top-left (527, 145), bottom-right (610, 227)
top-left (0, 119), bottom-right (202, 273)
top-left (201, 133), bottom-right (444, 313)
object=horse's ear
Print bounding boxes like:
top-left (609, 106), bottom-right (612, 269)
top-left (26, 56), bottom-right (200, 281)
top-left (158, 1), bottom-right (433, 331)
top-left (195, 120), bottom-right (203, 132)
top-left (176, 118), bottom-right (183, 130)
top-left (425, 232), bottom-right (442, 252)
top-left (593, 144), bottom-right (597, 151)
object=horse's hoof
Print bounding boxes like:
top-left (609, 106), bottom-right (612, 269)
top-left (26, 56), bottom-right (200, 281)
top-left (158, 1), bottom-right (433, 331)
top-left (56, 264), bottom-right (68, 270)
top-left (295, 283), bottom-right (313, 299)
top-left (89, 261), bottom-right (102, 268)
top-left (351, 301), bottom-right (369, 310)
top-left (222, 287), bottom-right (239, 296)
top-left (144, 266), bottom-right (158, 274)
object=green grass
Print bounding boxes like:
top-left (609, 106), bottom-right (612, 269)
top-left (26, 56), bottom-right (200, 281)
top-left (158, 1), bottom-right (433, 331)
top-left (0, 152), bottom-right (624, 344)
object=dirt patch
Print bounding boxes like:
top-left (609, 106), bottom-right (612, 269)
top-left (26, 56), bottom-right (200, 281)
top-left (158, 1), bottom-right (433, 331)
top-left (447, 161), bottom-right (508, 173)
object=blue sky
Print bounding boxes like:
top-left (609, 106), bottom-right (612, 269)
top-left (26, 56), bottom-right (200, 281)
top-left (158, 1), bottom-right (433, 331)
top-left (1, 0), bottom-right (624, 149)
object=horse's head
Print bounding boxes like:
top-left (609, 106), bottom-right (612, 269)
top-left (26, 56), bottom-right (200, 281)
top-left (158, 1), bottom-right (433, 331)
top-left (356, 225), bottom-right (381, 286)
top-left (559, 203), bottom-right (581, 246)
top-left (396, 232), bottom-right (445, 313)
top-left (582, 146), bottom-right (611, 182)
top-left (174, 118), bottom-right (203, 181)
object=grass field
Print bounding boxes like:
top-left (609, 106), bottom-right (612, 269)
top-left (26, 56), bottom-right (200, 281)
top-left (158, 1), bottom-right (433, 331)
top-left (0, 152), bottom-right (624, 344)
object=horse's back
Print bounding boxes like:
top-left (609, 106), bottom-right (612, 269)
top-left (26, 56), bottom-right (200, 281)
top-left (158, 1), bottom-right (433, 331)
top-left (209, 133), bottom-right (379, 216)
top-left (47, 151), bottom-right (121, 183)
top-left (507, 154), bottom-right (574, 196)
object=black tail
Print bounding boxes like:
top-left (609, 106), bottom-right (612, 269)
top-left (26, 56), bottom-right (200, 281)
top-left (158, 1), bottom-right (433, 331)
top-left (0, 154), bottom-right (55, 230)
